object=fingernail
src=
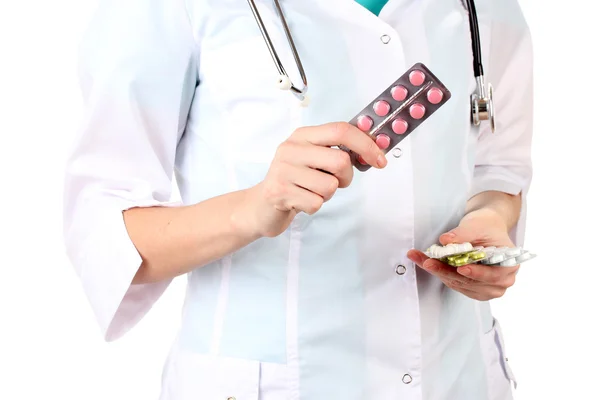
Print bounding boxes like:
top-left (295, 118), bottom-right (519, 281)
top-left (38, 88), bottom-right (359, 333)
top-left (377, 154), bottom-right (387, 168)
top-left (444, 231), bottom-right (456, 238)
top-left (459, 267), bottom-right (472, 276)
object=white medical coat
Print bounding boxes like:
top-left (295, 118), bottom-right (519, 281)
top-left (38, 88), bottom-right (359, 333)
top-left (64, 0), bottom-right (533, 398)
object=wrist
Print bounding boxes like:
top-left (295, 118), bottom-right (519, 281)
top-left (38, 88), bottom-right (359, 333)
top-left (465, 191), bottom-right (521, 231)
top-left (230, 186), bottom-right (265, 241)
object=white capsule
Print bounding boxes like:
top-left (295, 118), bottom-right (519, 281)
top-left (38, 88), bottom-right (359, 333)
top-left (487, 253), bottom-right (506, 264)
top-left (500, 258), bottom-right (518, 267)
top-left (277, 75), bottom-right (292, 90)
top-left (456, 243), bottom-right (473, 255)
top-left (444, 244), bottom-right (457, 256)
top-left (516, 252), bottom-right (535, 264)
top-left (426, 244), bottom-right (443, 258)
top-left (505, 247), bottom-right (522, 257)
top-left (482, 247), bottom-right (496, 255)
top-left (425, 242), bottom-right (477, 259)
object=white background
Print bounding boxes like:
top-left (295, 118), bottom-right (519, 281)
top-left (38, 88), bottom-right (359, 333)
top-left (1, 0), bottom-right (599, 399)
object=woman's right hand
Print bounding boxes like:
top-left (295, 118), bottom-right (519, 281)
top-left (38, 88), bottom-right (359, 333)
top-left (240, 122), bottom-right (387, 238)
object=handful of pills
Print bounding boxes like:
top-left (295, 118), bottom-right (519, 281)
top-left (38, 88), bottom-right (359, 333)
top-left (425, 243), bottom-right (537, 267)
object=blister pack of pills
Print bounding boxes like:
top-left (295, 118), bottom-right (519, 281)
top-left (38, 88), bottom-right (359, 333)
top-left (342, 62), bottom-right (452, 171)
top-left (425, 243), bottom-right (537, 267)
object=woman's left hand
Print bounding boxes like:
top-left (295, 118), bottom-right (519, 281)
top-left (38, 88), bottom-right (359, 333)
top-left (407, 209), bottom-right (519, 301)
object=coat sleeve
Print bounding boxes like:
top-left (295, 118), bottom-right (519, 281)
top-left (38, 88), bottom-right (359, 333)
top-left (469, 1), bottom-right (534, 246)
top-left (63, 0), bottom-right (199, 341)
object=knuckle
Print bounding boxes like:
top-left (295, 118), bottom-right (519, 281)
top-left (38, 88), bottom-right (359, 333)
top-left (347, 162), bottom-right (355, 180)
top-left (360, 137), bottom-right (379, 157)
top-left (448, 279), bottom-right (462, 289)
top-left (369, 140), bottom-right (381, 154)
top-left (475, 293), bottom-right (491, 301)
top-left (467, 268), bottom-right (482, 280)
top-left (330, 122), bottom-right (351, 143)
top-left (426, 262), bottom-right (439, 273)
top-left (464, 289), bottom-right (488, 301)
top-left (324, 177), bottom-right (339, 199)
top-left (266, 163), bottom-right (285, 183)
top-left (338, 149), bottom-right (352, 167)
top-left (291, 126), bottom-right (308, 139)
top-left (487, 274), bottom-right (502, 285)
top-left (306, 198), bottom-right (324, 215)
top-left (504, 275), bottom-right (517, 288)
top-left (341, 172), bottom-right (354, 188)
top-left (263, 181), bottom-right (286, 202)
top-left (464, 278), bottom-right (477, 286)
top-left (276, 141), bottom-right (295, 158)
top-left (333, 150), bottom-right (352, 173)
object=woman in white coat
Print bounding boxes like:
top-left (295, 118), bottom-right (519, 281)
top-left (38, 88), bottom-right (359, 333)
top-left (64, 0), bottom-right (533, 398)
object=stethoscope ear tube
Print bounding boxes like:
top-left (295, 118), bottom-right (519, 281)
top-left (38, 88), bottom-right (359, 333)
top-left (464, 0), bottom-right (484, 78)
top-left (248, 0), bottom-right (495, 125)
top-left (247, 0), bottom-right (309, 104)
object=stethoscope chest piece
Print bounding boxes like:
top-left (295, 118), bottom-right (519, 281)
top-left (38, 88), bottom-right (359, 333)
top-left (471, 81), bottom-right (496, 133)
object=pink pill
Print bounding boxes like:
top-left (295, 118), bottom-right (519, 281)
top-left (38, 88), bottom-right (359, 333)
top-left (391, 85), bottom-right (408, 102)
top-left (409, 103), bottom-right (426, 119)
top-left (375, 134), bottom-right (391, 149)
top-left (409, 70), bottom-right (426, 86)
top-left (392, 119), bottom-right (408, 135)
top-left (357, 155), bottom-right (367, 165)
top-left (373, 100), bottom-right (391, 117)
top-left (427, 88), bottom-right (444, 104)
top-left (357, 115), bottom-right (373, 132)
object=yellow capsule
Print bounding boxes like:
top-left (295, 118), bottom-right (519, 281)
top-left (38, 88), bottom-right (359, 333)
top-left (456, 255), bottom-right (470, 264)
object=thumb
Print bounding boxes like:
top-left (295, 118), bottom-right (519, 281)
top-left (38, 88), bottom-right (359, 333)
top-left (439, 225), bottom-right (477, 246)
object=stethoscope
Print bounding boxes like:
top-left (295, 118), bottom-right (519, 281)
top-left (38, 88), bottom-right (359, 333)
top-left (246, 0), bottom-right (496, 133)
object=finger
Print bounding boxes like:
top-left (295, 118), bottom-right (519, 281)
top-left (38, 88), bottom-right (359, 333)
top-left (407, 249), bottom-right (429, 267)
top-left (449, 285), bottom-right (502, 301)
top-left (442, 278), bottom-right (477, 293)
top-left (277, 142), bottom-right (354, 188)
top-left (286, 164), bottom-right (340, 202)
top-left (456, 264), bottom-right (520, 285)
top-left (294, 122), bottom-right (386, 168)
top-left (409, 250), bottom-right (479, 286)
top-left (465, 286), bottom-right (506, 300)
top-left (441, 279), bottom-right (507, 301)
top-left (420, 258), bottom-right (479, 286)
top-left (283, 184), bottom-right (324, 215)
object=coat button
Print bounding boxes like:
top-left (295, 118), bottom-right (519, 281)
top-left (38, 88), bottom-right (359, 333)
top-left (392, 147), bottom-right (403, 158)
top-left (380, 34), bottom-right (391, 44)
top-left (402, 374), bottom-right (413, 384)
top-left (395, 264), bottom-right (407, 275)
